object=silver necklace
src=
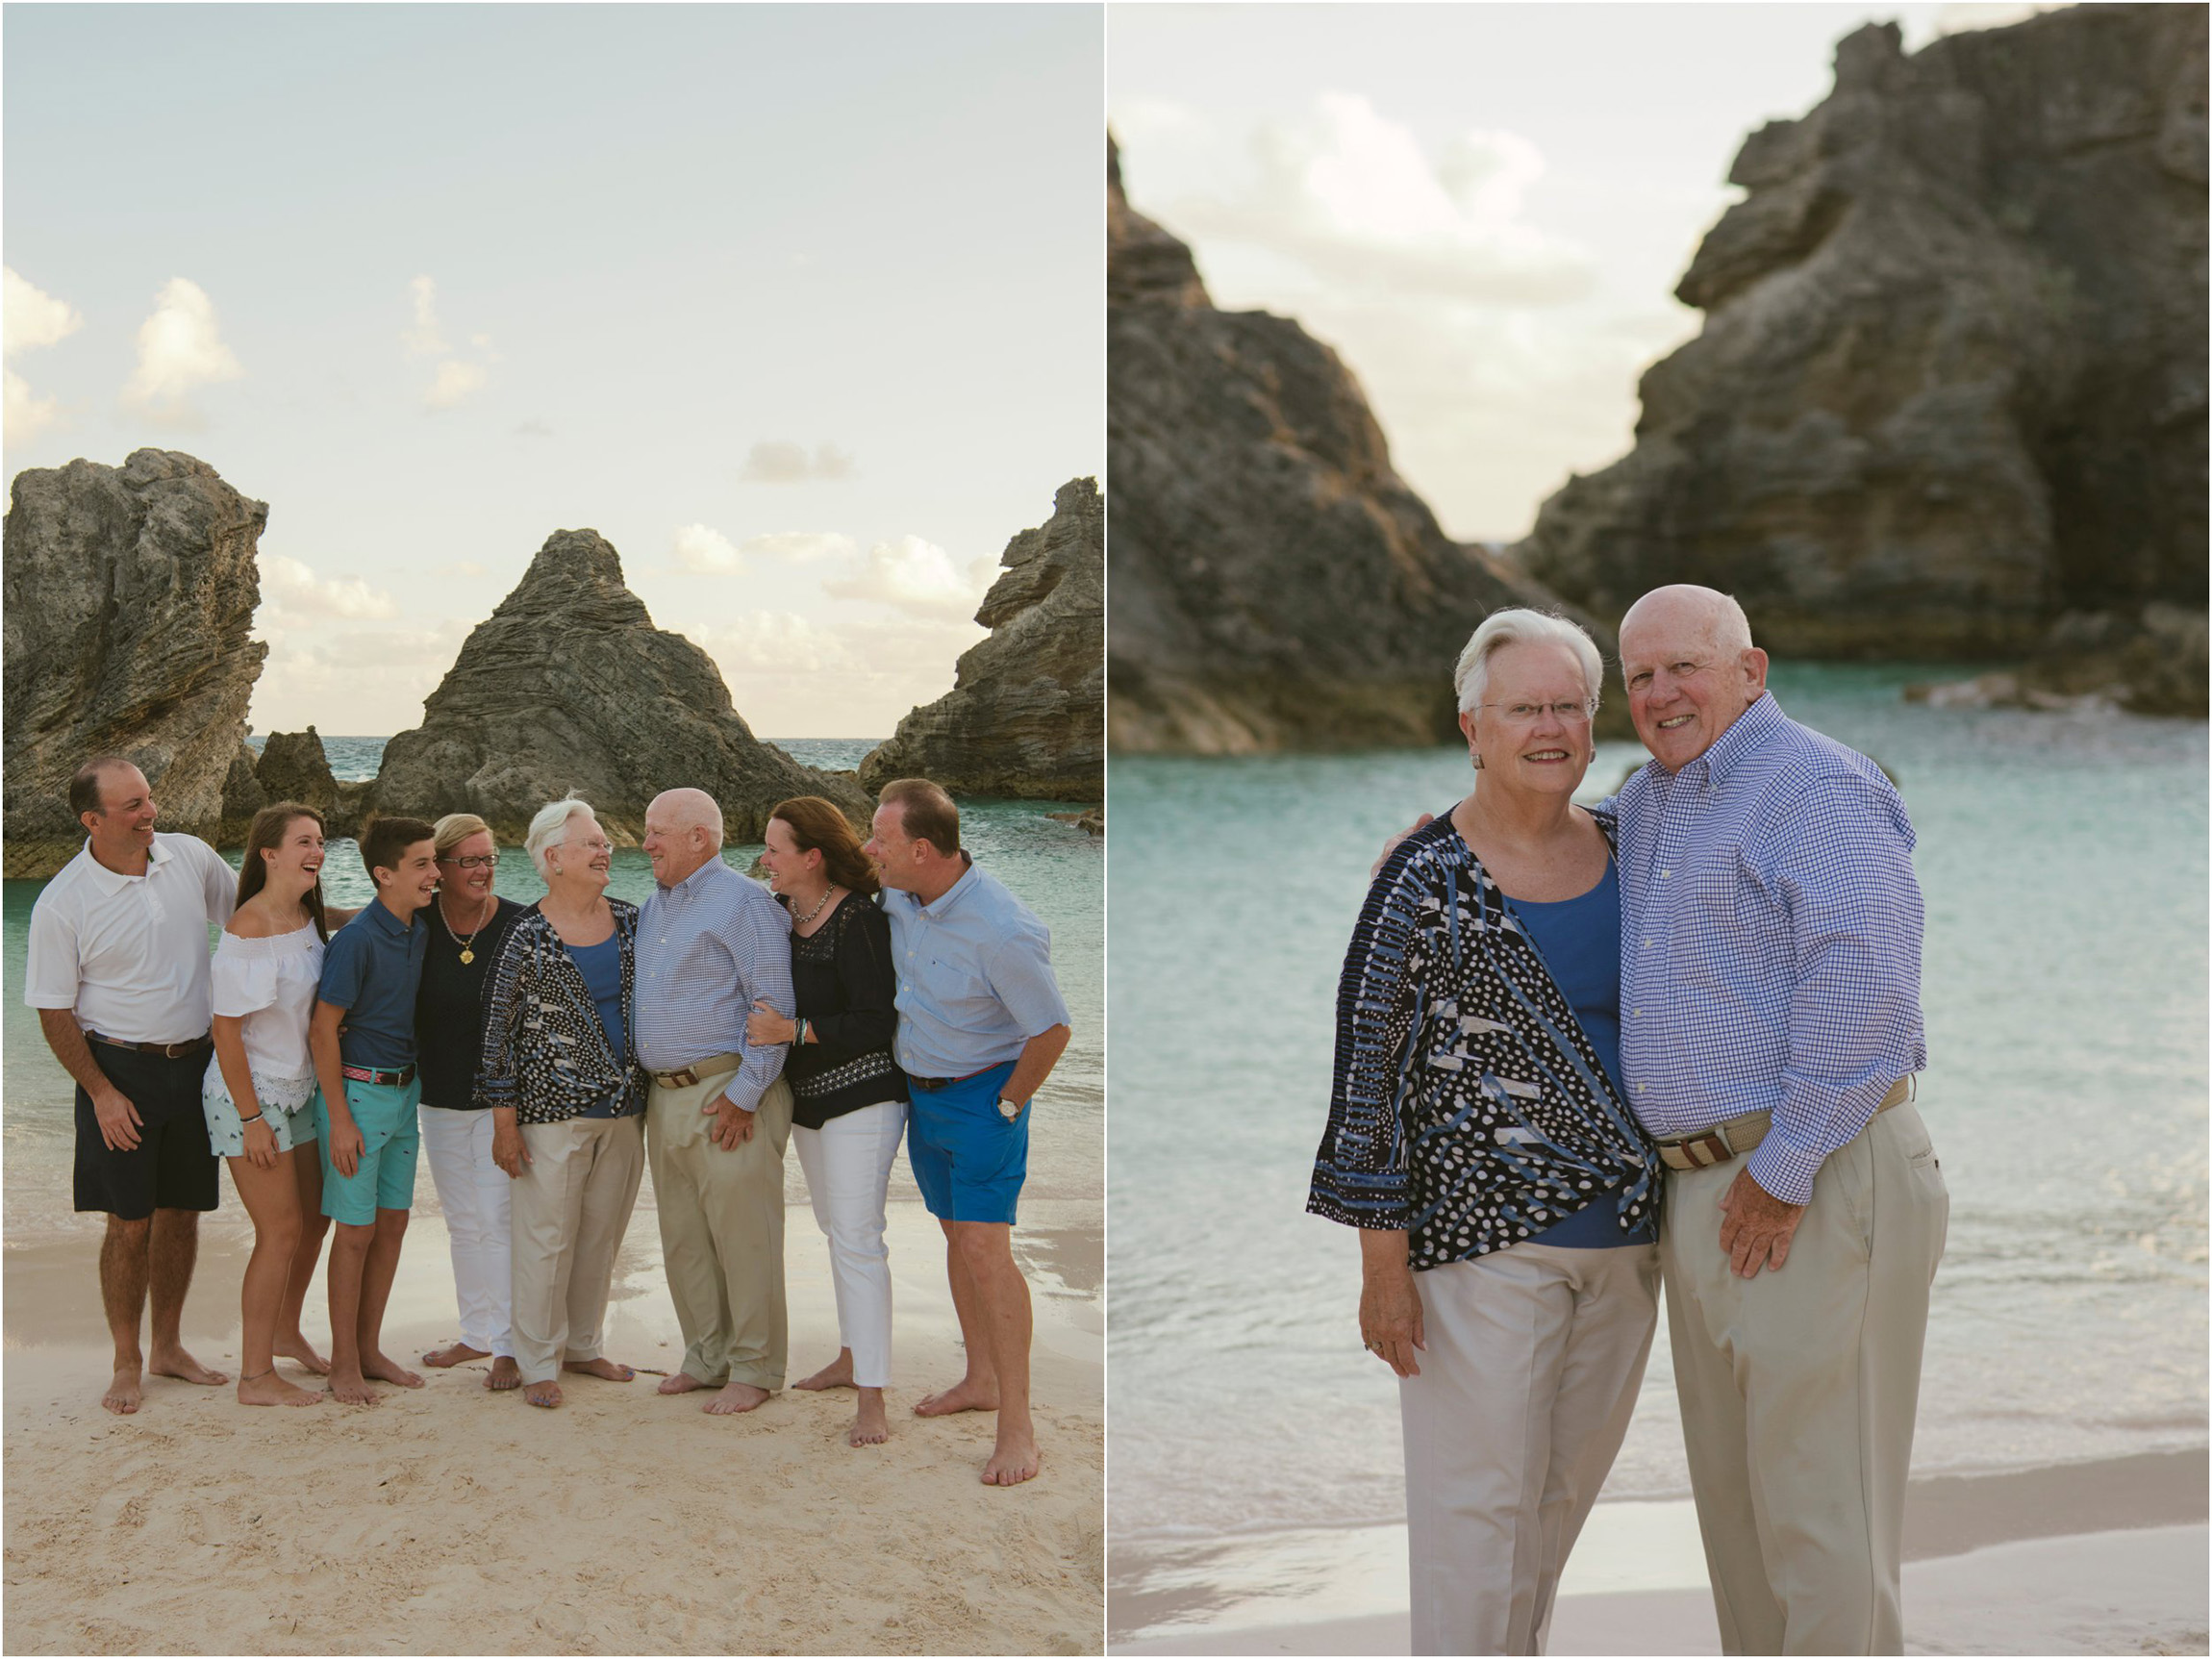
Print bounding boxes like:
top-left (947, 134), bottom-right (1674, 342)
top-left (790, 885), bottom-right (839, 929)
top-left (440, 891), bottom-right (496, 964)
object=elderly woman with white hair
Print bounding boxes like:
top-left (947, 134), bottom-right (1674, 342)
top-left (477, 797), bottom-right (648, 1409)
top-left (1309, 609), bottom-right (1662, 1656)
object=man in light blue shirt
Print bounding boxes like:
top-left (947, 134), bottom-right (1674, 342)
top-left (865, 777), bottom-right (1069, 1487)
top-left (1615, 586), bottom-right (1947, 1655)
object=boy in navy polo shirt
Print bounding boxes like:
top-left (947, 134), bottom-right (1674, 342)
top-left (310, 815), bottom-right (438, 1406)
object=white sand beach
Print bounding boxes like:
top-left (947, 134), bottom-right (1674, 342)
top-left (3, 1196), bottom-right (1104, 1655)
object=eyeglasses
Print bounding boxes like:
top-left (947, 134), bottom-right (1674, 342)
top-left (1476, 701), bottom-right (1594, 726)
top-left (438, 854), bottom-right (498, 869)
top-left (568, 838), bottom-right (615, 855)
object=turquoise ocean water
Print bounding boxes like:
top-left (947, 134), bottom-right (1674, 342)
top-left (1109, 666), bottom-right (2208, 1543)
top-left (4, 739), bottom-right (1102, 1237)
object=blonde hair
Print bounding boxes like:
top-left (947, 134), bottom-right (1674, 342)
top-left (433, 812), bottom-right (493, 861)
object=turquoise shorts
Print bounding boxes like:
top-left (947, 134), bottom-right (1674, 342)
top-left (314, 1076), bottom-right (420, 1224)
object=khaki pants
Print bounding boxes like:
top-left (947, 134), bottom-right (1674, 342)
top-left (1401, 1241), bottom-right (1660, 1656)
top-left (647, 1069), bottom-right (793, 1391)
top-left (508, 1114), bottom-right (646, 1386)
top-left (1661, 1101), bottom-right (1948, 1655)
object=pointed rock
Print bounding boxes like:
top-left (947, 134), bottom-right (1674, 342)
top-left (859, 479), bottom-right (1103, 801)
top-left (3, 449), bottom-right (267, 876)
top-left (367, 529), bottom-right (871, 842)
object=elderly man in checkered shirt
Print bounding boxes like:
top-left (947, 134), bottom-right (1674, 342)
top-left (1613, 585), bottom-right (1948, 1656)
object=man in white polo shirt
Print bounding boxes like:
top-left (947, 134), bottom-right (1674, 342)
top-left (24, 757), bottom-right (238, 1415)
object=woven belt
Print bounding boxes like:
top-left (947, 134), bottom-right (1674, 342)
top-left (341, 1063), bottom-right (416, 1087)
top-left (648, 1053), bottom-right (744, 1090)
top-left (1655, 1076), bottom-right (1914, 1171)
top-left (87, 1031), bottom-right (212, 1060)
top-left (908, 1066), bottom-right (997, 1093)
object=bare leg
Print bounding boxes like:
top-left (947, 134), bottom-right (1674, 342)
top-left (954, 1221), bottom-right (1037, 1485)
top-left (325, 1220), bottom-right (379, 1404)
top-left (915, 1219), bottom-right (999, 1416)
top-left (356, 1207), bottom-right (422, 1389)
top-left (794, 1347), bottom-right (856, 1392)
top-left (99, 1216), bottom-right (151, 1414)
top-left (227, 1158), bottom-right (320, 1407)
top-left (850, 1385), bottom-right (890, 1446)
top-left (275, 1148), bottom-right (331, 1374)
top-left (147, 1209), bottom-right (228, 1386)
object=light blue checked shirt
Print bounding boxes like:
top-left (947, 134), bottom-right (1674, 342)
top-left (635, 856), bottom-right (793, 1114)
top-left (1614, 692), bottom-right (1926, 1206)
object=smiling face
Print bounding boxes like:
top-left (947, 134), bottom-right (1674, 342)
top-left (1462, 640), bottom-right (1597, 799)
top-left (1618, 588), bottom-right (1770, 771)
top-left (437, 830), bottom-right (498, 906)
top-left (84, 763), bottom-right (158, 860)
top-left (377, 840), bottom-right (442, 917)
top-left (757, 817), bottom-right (821, 896)
top-left (642, 795), bottom-right (714, 888)
top-left (262, 813), bottom-right (327, 893)
top-left (862, 801), bottom-right (918, 893)
top-left (546, 815), bottom-right (614, 892)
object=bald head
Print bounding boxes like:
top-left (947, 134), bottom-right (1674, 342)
top-left (642, 788), bottom-right (724, 888)
top-left (1617, 585), bottom-right (1769, 771)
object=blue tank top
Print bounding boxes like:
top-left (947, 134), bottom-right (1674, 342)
top-left (566, 934), bottom-right (629, 1119)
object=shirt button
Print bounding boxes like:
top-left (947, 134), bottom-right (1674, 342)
top-left (1660, 869), bottom-right (1672, 878)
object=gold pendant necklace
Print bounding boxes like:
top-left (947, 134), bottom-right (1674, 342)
top-left (440, 892), bottom-right (493, 964)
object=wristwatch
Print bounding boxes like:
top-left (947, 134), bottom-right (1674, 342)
top-left (996, 1094), bottom-right (1024, 1121)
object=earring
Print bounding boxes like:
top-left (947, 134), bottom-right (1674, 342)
top-left (1470, 750), bottom-right (1485, 770)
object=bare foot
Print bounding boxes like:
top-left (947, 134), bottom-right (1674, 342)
top-left (103, 1366), bottom-right (143, 1416)
top-left (360, 1349), bottom-right (424, 1389)
top-left (849, 1388), bottom-right (890, 1446)
top-left (703, 1381), bottom-right (770, 1416)
top-left (524, 1380), bottom-right (563, 1408)
top-left (793, 1350), bottom-right (855, 1392)
top-left (485, 1356), bottom-right (522, 1392)
top-left (239, 1370), bottom-right (322, 1408)
top-left (275, 1333), bottom-right (331, 1376)
top-left (914, 1376), bottom-right (998, 1417)
top-left (149, 1345), bottom-right (230, 1387)
top-left (981, 1429), bottom-right (1041, 1486)
top-left (657, 1370), bottom-right (711, 1396)
top-left (329, 1369), bottom-right (380, 1406)
top-left (563, 1357), bottom-right (636, 1382)
top-left (422, 1341), bottom-right (490, 1369)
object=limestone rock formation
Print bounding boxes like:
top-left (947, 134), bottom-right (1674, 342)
top-left (3, 450), bottom-right (268, 876)
top-left (1905, 602), bottom-right (2209, 716)
top-left (1517, 5), bottom-right (2208, 671)
top-left (255, 726), bottom-right (368, 837)
top-left (366, 529), bottom-right (869, 842)
top-left (1108, 139), bottom-right (1603, 753)
top-left (858, 480), bottom-right (1103, 800)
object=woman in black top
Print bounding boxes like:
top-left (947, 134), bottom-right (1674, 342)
top-left (746, 794), bottom-right (908, 1446)
top-left (415, 814), bottom-right (527, 1391)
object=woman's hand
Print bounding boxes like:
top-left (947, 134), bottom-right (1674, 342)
top-left (746, 999), bottom-right (796, 1046)
top-left (241, 1113), bottom-right (280, 1170)
top-left (1358, 1229), bottom-right (1425, 1378)
top-left (491, 1114), bottom-right (530, 1179)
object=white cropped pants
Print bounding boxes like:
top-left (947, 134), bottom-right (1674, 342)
top-left (417, 1106), bottom-right (514, 1360)
top-left (791, 1099), bottom-right (907, 1389)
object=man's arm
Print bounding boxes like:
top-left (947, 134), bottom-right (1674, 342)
top-left (998, 1023), bottom-right (1070, 1108)
top-left (36, 1008), bottom-right (139, 1151)
top-left (710, 898), bottom-right (795, 1149)
top-left (194, 835), bottom-right (238, 926)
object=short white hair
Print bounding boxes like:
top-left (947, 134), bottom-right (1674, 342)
top-left (1453, 609), bottom-right (1605, 716)
top-left (524, 796), bottom-right (598, 876)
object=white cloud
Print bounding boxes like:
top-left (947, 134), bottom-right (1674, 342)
top-left (260, 554), bottom-right (400, 620)
top-left (119, 277), bottom-right (242, 427)
top-left (4, 370), bottom-right (63, 442)
top-left (4, 266), bottom-right (82, 357)
top-left (681, 610), bottom-right (989, 739)
top-left (1164, 92), bottom-right (1593, 305)
top-left (249, 617), bottom-right (473, 735)
top-left (424, 359), bottom-right (487, 411)
top-left (672, 523), bottom-right (744, 575)
top-left (820, 535), bottom-right (994, 620)
top-left (684, 611), bottom-right (860, 675)
top-left (744, 530), bottom-right (855, 564)
top-left (402, 275), bottom-right (446, 356)
top-left (740, 440), bottom-right (857, 483)
top-left (670, 526), bottom-right (858, 578)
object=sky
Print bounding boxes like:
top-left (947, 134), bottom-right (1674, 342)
top-left (1109, 1), bottom-right (2056, 544)
top-left (5, 4), bottom-right (1103, 739)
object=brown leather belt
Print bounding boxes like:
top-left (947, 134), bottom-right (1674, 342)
top-left (87, 1031), bottom-right (212, 1060)
top-left (1654, 1076), bottom-right (1915, 1171)
top-left (647, 1053), bottom-right (744, 1089)
top-left (341, 1063), bottom-right (416, 1087)
top-left (908, 1066), bottom-right (998, 1092)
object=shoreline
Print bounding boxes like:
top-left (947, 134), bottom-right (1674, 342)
top-left (1110, 1450), bottom-right (2209, 1654)
top-left (4, 1197), bottom-right (1103, 1654)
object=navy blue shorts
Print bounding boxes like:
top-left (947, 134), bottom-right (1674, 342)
top-left (906, 1061), bottom-right (1027, 1225)
top-left (74, 1043), bottom-right (221, 1220)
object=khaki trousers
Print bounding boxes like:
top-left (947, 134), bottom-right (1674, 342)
top-left (508, 1114), bottom-right (646, 1386)
top-left (1661, 1101), bottom-right (1948, 1655)
top-left (1401, 1241), bottom-right (1661, 1656)
top-left (647, 1069), bottom-right (793, 1391)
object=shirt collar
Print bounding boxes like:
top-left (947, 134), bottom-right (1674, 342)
top-left (366, 895), bottom-right (413, 935)
top-left (917, 857), bottom-right (980, 920)
top-left (77, 834), bottom-right (168, 892)
top-left (660, 855), bottom-right (725, 898)
top-left (1696, 690), bottom-right (1787, 786)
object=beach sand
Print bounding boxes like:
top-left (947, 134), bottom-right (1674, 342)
top-left (3, 1194), bottom-right (1103, 1655)
top-left (1112, 1451), bottom-right (2209, 1656)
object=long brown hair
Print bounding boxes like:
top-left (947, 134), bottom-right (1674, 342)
top-left (769, 796), bottom-right (879, 897)
top-left (238, 802), bottom-right (331, 942)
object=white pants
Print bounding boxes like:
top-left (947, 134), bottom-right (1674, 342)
top-left (418, 1106), bottom-right (513, 1359)
top-left (509, 1115), bottom-right (646, 1386)
top-left (791, 1099), bottom-right (907, 1388)
top-left (1400, 1241), bottom-right (1660, 1656)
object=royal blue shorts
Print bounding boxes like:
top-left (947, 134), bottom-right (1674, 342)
top-left (905, 1060), bottom-right (1027, 1225)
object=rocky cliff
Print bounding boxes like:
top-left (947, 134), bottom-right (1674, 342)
top-left (255, 726), bottom-right (369, 837)
top-left (1517, 5), bottom-right (2208, 674)
top-left (366, 530), bottom-right (871, 842)
top-left (858, 479), bottom-right (1103, 800)
top-left (1108, 139), bottom-right (1595, 753)
top-left (3, 450), bottom-right (268, 876)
